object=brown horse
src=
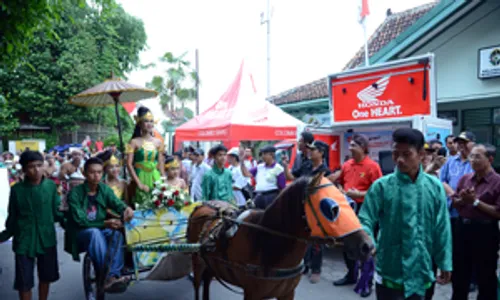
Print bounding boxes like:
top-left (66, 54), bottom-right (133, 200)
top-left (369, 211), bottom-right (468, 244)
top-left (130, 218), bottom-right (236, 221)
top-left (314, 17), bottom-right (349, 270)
top-left (187, 173), bottom-right (373, 300)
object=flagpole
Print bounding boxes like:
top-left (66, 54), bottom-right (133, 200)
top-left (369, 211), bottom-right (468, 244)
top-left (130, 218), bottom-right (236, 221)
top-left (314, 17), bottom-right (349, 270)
top-left (260, 0), bottom-right (271, 98)
top-left (362, 18), bottom-right (369, 66)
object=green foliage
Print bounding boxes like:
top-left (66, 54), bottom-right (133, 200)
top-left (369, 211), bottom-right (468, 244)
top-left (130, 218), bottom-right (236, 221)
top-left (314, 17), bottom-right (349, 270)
top-left (182, 107), bottom-right (194, 119)
top-left (146, 51), bottom-right (198, 112)
top-left (0, 0), bottom-right (114, 67)
top-left (0, 94), bottom-right (19, 134)
top-left (94, 105), bottom-right (135, 136)
top-left (161, 107), bottom-right (194, 133)
top-left (0, 0), bottom-right (146, 139)
top-left (103, 132), bottom-right (131, 148)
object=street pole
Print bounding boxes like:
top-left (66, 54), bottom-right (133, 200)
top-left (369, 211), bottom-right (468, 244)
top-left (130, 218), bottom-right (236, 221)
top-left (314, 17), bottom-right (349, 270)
top-left (363, 18), bottom-right (369, 66)
top-left (195, 49), bottom-right (200, 148)
top-left (261, 0), bottom-right (271, 98)
top-left (195, 49), bottom-right (200, 116)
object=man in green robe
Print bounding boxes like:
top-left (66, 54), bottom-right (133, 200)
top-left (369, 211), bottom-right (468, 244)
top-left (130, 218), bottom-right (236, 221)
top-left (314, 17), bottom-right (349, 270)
top-left (0, 151), bottom-right (65, 300)
top-left (358, 128), bottom-right (452, 300)
top-left (201, 144), bottom-right (233, 202)
top-left (65, 157), bottom-right (134, 293)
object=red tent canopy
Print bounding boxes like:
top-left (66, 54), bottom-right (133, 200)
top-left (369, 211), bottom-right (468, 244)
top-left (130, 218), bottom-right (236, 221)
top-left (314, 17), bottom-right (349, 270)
top-left (175, 61), bottom-right (302, 148)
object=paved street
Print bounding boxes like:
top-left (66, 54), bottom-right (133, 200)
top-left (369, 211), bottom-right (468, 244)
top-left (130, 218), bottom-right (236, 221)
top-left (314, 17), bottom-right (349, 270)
top-left (0, 229), bottom-right (465, 300)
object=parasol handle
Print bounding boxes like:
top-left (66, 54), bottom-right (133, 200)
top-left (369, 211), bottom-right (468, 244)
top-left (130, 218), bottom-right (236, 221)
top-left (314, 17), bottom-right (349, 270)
top-left (111, 92), bottom-right (127, 180)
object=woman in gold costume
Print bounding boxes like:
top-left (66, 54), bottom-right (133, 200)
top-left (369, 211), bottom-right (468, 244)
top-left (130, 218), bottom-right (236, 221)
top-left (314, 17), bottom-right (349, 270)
top-left (96, 150), bottom-right (128, 204)
top-left (126, 106), bottom-right (165, 207)
top-left (164, 155), bottom-right (187, 190)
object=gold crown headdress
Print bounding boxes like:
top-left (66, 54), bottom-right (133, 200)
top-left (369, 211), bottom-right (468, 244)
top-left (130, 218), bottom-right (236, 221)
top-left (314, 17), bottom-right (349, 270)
top-left (134, 111), bottom-right (157, 123)
top-left (103, 155), bottom-right (121, 167)
top-left (165, 159), bottom-right (180, 170)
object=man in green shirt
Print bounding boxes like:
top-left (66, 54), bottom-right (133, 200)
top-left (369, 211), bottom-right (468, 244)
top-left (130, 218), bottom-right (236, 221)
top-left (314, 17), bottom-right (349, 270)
top-left (201, 144), bottom-right (233, 202)
top-left (65, 157), bottom-right (134, 293)
top-left (0, 151), bottom-right (65, 300)
top-left (358, 128), bottom-right (452, 299)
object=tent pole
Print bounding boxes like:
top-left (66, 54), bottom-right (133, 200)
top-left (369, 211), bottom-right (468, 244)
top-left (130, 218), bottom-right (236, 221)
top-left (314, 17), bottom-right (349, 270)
top-left (111, 93), bottom-right (127, 180)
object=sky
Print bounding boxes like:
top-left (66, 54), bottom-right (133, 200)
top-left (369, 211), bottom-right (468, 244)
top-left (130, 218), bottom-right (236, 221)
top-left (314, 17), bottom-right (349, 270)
top-left (118, 0), bottom-right (432, 113)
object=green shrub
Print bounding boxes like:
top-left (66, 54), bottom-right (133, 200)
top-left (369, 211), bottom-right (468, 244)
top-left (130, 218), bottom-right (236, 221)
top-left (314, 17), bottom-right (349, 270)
top-left (104, 133), bottom-right (132, 148)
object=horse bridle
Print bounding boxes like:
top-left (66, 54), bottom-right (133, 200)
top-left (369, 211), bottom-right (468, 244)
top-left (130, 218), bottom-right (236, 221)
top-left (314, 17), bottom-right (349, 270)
top-left (304, 182), bottom-right (334, 239)
top-left (197, 182), bottom-right (338, 295)
top-left (222, 182), bottom-right (337, 245)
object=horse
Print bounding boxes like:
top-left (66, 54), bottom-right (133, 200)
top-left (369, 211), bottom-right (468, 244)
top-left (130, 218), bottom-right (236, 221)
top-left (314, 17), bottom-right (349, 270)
top-left (187, 173), bottom-right (373, 300)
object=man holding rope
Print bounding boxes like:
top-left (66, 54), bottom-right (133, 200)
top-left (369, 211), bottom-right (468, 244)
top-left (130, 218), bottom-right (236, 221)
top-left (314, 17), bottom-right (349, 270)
top-left (331, 133), bottom-right (382, 298)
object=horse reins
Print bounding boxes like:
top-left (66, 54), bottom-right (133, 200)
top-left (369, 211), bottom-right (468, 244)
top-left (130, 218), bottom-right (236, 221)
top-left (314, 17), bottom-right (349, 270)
top-left (304, 182), bottom-right (333, 238)
top-left (215, 182), bottom-right (337, 245)
top-left (196, 182), bottom-right (337, 295)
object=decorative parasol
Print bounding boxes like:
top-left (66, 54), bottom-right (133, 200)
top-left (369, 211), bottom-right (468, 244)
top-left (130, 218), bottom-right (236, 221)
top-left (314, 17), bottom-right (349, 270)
top-left (70, 77), bottom-right (158, 177)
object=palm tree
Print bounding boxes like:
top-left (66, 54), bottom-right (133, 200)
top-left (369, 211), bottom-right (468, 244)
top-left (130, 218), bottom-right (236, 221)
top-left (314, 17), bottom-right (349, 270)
top-left (147, 51), bottom-right (198, 115)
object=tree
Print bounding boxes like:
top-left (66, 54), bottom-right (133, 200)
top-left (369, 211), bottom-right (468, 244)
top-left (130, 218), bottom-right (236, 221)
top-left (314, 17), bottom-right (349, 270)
top-left (0, 0), bottom-right (113, 67)
top-left (0, 0), bottom-right (146, 138)
top-left (146, 51), bottom-right (198, 114)
top-left (161, 107), bottom-right (194, 133)
top-left (0, 94), bottom-right (18, 134)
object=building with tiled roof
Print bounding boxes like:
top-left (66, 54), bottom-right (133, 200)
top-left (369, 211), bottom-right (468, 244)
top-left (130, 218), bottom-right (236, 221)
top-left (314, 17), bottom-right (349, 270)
top-left (267, 2), bottom-right (437, 107)
top-left (343, 2), bottom-right (437, 71)
top-left (271, 0), bottom-right (500, 167)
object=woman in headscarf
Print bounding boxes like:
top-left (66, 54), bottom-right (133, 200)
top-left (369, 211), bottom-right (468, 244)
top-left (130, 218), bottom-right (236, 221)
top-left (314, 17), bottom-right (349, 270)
top-left (125, 106), bottom-right (166, 207)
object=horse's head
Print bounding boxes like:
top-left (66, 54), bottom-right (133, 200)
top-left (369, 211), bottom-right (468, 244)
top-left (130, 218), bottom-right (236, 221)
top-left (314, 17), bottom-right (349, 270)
top-left (304, 173), bottom-right (373, 262)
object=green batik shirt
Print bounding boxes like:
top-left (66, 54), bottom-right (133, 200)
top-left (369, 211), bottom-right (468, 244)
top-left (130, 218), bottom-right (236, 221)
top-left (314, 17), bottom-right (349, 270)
top-left (0, 178), bottom-right (65, 257)
top-left (201, 165), bottom-right (234, 202)
top-left (358, 166), bottom-right (452, 298)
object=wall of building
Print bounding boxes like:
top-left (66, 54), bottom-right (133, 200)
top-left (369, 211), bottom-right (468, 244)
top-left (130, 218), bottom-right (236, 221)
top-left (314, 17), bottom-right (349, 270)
top-left (279, 2), bottom-right (500, 148)
top-left (438, 97), bottom-right (500, 133)
top-left (411, 2), bottom-right (500, 102)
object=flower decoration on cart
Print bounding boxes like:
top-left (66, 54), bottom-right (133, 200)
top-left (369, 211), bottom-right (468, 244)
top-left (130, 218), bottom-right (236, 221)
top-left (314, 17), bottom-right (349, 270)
top-left (137, 177), bottom-right (192, 211)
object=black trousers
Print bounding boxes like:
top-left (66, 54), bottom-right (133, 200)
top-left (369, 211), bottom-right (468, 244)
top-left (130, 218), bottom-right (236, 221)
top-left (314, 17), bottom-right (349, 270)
top-left (451, 218), bottom-right (499, 300)
top-left (425, 262), bottom-right (437, 300)
top-left (376, 284), bottom-right (427, 300)
top-left (14, 247), bottom-right (60, 292)
top-left (304, 243), bottom-right (323, 274)
top-left (426, 217), bottom-right (458, 300)
top-left (342, 202), bottom-right (376, 279)
top-left (254, 190), bottom-right (279, 209)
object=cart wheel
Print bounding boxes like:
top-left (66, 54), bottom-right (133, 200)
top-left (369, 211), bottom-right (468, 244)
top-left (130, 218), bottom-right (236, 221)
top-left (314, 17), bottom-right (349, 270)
top-left (83, 253), bottom-right (106, 300)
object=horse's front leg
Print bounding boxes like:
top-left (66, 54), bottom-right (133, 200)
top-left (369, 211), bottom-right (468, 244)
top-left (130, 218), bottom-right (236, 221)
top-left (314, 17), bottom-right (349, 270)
top-left (192, 253), bottom-right (203, 300)
top-left (277, 290), bottom-right (295, 300)
top-left (202, 269), bottom-right (213, 300)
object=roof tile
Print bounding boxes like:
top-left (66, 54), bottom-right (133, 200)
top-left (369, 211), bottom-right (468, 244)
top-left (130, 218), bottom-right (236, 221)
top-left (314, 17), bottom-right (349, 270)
top-left (268, 1), bottom-right (438, 105)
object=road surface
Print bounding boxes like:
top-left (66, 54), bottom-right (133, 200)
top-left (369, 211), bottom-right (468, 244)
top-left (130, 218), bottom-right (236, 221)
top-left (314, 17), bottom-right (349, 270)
top-left (0, 229), bottom-right (464, 299)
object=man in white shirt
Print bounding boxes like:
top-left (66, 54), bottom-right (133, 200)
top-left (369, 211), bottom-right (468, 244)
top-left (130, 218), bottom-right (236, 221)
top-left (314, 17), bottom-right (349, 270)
top-left (243, 147), bottom-right (257, 186)
top-left (189, 149), bottom-right (210, 201)
top-left (241, 145), bottom-right (286, 209)
top-left (182, 146), bottom-right (194, 175)
top-left (243, 147), bottom-right (257, 169)
top-left (227, 148), bottom-right (248, 208)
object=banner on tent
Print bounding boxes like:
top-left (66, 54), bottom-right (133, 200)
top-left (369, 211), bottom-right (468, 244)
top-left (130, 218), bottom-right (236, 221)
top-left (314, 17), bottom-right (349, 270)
top-left (198, 129), bottom-right (229, 137)
top-left (275, 129), bottom-right (297, 137)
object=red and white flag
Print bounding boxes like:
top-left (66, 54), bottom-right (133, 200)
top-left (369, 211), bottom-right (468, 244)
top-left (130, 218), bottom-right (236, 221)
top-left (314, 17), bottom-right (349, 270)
top-left (359, 0), bottom-right (370, 23)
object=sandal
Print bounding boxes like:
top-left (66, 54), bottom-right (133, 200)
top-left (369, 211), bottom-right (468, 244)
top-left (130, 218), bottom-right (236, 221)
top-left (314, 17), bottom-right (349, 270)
top-left (104, 276), bottom-right (128, 294)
